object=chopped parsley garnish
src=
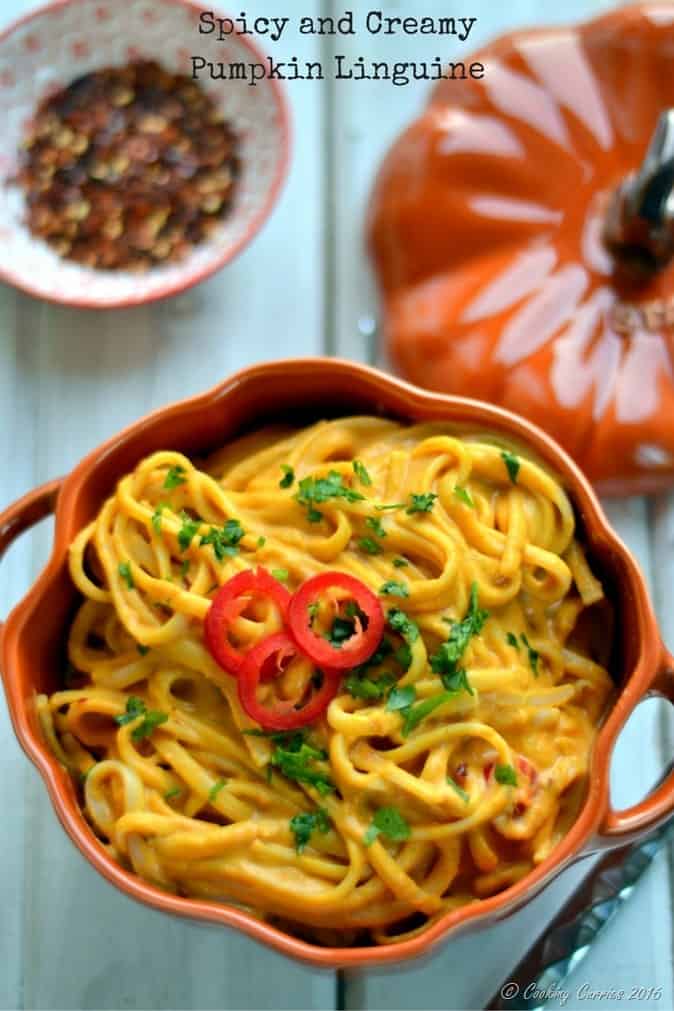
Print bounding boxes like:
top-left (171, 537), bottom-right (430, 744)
top-left (379, 580), bottom-right (408, 598)
top-left (326, 612), bottom-right (359, 647)
top-left (271, 568), bottom-right (289, 583)
top-left (164, 786), bottom-right (181, 801)
top-left (177, 512), bottom-right (200, 552)
top-left (386, 684), bottom-right (416, 711)
top-left (151, 503), bottom-right (167, 535)
top-left (447, 778), bottom-right (470, 804)
top-left (118, 561), bottom-right (134, 590)
top-left (365, 515), bottom-right (387, 538)
top-left (180, 560), bottom-right (190, 579)
top-left (501, 450), bottom-right (520, 484)
top-left (506, 632), bottom-right (520, 650)
top-left (406, 492), bottom-right (437, 515)
top-left (257, 535), bottom-right (266, 548)
top-left (430, 583), bottom-right (488, 693)
top-left (289, 808), bottom-right (330, 853)
top-left (279, 464), bottom-right (295, 489)
top-left (387, 608), bottom-right (419, 645)
top-left (164, 465), bottom-right (187, 489)
top-left (395, 643), bottom-right (412, 671)
top-left (401, 692), bottom-right (456, 736)
top-left (200, 519), bottom-right (245, 560)
top-left (269, 731), bottom-right (334, 796)
top-left (352, 460), bottom-right (372, 486)
top-left (295, 470), bottom-right (365, 523)
top-left (375, 502), bottom-right (405, 511)
top-left (132, 710), bottom-right (168, 741)
top-left (208, 779), bottom-right (226, 802)
top-left (344, 671), bottom-right (396, 701)
top-left (495, 764), bottom-right (518, 786)
top-left (454, 486), bottom-right (475, 509)
top-left (393, 557), bottom-right (409, 568)
top-left (115, 697), bottom-right (168, 741)
top-left (520, 633), bottom-right (540, 676)
top-left (358, 537), bottom-right (382, 555)
top-left (363, 806), bottom-right (411, 847)
top-left (441, 668), bottom-right (474, 695)
top-left (136, 644), bottom-right (150, 656)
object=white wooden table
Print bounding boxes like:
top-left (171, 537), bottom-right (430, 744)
top-left (1, 2), bottom-right (672, 1009)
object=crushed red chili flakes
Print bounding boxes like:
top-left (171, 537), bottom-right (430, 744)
top-left (15, 60), bottom-right (240, 271)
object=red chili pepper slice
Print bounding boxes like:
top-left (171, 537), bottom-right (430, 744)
top-left (204, 567), bottom-right (291, 676)
top-left (287, 571), bottom-right (384, 671)
top-left (237, 631), bottom-right (341, 731)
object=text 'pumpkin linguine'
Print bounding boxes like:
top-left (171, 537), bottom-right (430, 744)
top-left (39, 417), bottom-right (613, 946)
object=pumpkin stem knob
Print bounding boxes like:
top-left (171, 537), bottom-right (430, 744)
top-left (603, 109), bottom-right (674, 281)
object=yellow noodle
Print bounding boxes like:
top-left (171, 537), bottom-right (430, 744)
top-left (43, 417), bottom-right (613, 945)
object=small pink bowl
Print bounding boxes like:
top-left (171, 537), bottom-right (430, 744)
top-left (0, 0), bottom-right (290, 307)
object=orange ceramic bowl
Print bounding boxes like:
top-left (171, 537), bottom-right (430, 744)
top-left (1, 359), bottom-right (673, 968)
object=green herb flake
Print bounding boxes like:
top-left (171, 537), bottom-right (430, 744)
top-left (178, 512), bottom-right (200, 552)
top-left (151, 503), bottom-right (167, 535)
top-left (365, 515), bottom-right (387, 538)
top-left (257, 536), bottom-right (266, 548)
top-left (520, 633), bottom-right (540, 676)
top-left (386, 684), bottom-right (416, 712)
top-left (454, 486), bottom-right (475, 509)
top-left (501, 450), bottom-right (520, 484)
top-left (131, 709), bottom-right (168, 742)
top-left (200, 519), bottom-right (245, 561)
top-left (270, 732), bottom-right (335, 796)
top-left (393, 557), bottom-right (409, 568)
top-left (164, 786), bottom-right (182, 801)
top-left (406, 492), bottom-right (437, 515)
top-left (295, 470), bottom-right (365, 523)
top-left (430, 583), bottom-right (488, 694)
top-left (363, 806), bottom-right (411, 847)
top-left (180, 560), bottom-right (190, 579)
top-left (402, 691), bottom-right (455, 736)
top-left (379, 580), bottom-right (408, 598)
top-left (115, 695), bottom-right (145, 727)
top-left (344, 671), bottom-right (396, 701)
top-left (375, 502), bottom-right (405, 512)
top-left (358, 537), bottom-right (382, 555)
top-left (208, 779), bottom-right (226, 802)
top-left (352, 460), bottom-right (372, 487)
top-left (506, 632), bottom-right (520, 650)
top-left (495, 764), bottom-right (518, 787)
top-left (118, 562), bottom-right (134, 590)
top-left (136, 644), bottom-right (150, 656)
top-left (395, 643), bottom-right (412, 671)
top-left (447, 778), bottom-right (470, 804)
top-left (387, 608), bottom-right (420, 645)
top-left (271, 568), bottom-right (289, 583)
top-left (327, 616), bottom-right (357, 647)
top-left (164, 465), bottom-right (187, 490)
top-left (279, 464), bottom-right (295, 489)
top-left (289, 808), bottom-right (330, 853)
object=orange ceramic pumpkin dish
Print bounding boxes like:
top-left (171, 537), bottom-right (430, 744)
top-left (368, 4), bottom-right (674, 495)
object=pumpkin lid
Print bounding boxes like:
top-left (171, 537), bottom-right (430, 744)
top-left (368, 2), bottom-right (674, 495)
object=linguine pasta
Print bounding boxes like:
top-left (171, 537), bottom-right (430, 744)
top-left (40, 417), bottom-right (613, 945)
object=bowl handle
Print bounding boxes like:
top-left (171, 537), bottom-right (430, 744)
top-left (597, 649), bottom-right (674, 843)
top-left (0, 479), bottom-right (63, 641)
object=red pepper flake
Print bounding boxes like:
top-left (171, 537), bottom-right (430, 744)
top-left (13, 60), bottom-right (240, 271)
